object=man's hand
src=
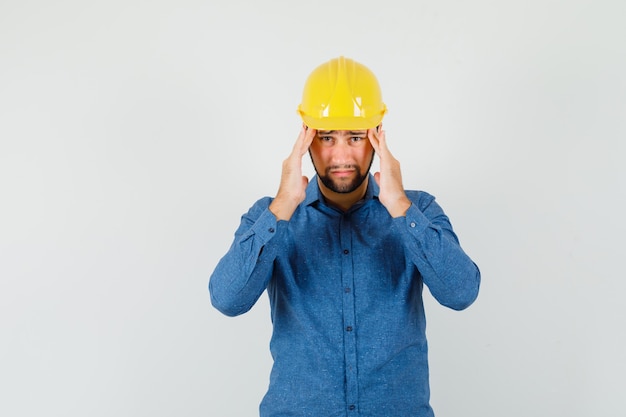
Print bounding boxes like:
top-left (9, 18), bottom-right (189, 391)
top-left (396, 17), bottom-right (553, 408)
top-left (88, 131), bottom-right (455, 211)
top-left (368, 126), bottom-right (411, 218)
top-left (269, 126), bottom-right (316, 221)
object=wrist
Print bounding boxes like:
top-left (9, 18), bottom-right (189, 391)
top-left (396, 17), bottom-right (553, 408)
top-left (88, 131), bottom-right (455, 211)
top-left (387, 196), bottom-right (411, 218)
top-left (269, 197), bottom-right (297, 221)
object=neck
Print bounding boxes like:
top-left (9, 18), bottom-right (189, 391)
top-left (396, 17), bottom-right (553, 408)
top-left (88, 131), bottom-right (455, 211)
top-left (317, 176), bottom-right (369, 212)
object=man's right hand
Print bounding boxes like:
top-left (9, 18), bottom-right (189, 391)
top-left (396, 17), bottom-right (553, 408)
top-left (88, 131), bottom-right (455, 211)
top-left (269, 126), bottom-right (316, 221)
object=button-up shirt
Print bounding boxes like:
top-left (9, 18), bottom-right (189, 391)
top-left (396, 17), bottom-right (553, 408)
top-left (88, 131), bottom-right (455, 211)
top-left (209, 175), bottom-right (480, 417)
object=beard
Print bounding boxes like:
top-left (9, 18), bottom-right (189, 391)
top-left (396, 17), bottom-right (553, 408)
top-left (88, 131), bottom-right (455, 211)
top-left (310, 153), bottom-right (375, 194)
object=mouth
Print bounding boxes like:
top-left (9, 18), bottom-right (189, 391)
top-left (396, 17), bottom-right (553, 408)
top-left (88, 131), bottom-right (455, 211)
top-left (331, 169), bottom-right (354, 174)
top-left (329, 166), bottom-right (357, 178)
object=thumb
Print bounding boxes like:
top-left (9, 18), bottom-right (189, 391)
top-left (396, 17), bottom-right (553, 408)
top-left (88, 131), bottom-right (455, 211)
top-left (373, 172), bottom-right (381, 186)
top-left (301, 176), bottom-right (309, 188)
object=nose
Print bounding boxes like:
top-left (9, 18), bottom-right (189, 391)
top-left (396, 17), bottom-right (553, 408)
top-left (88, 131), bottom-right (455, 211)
top-left (329, 140), bottom-right (352, 165)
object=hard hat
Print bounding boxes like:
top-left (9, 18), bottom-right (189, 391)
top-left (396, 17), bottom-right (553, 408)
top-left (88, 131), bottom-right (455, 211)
top-left (297, 56), bottom-right (387, 130)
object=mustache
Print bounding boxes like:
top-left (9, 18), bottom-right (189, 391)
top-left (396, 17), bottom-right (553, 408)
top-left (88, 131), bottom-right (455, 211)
top-left (326, 164), bottom-right (359, 172)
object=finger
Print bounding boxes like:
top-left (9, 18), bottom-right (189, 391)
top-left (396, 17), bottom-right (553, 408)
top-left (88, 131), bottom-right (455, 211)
top-left (299, 127), bottom-right (316, 156)
top-left (292, 125), bottom-right (307, 152)
top-left (373, 171), bottom-right (381, 186)
top-left (373, 129), bottom-right (391, 158)
top-left (292, 126), bottom-right (313, 156)
top-left (377, 129), bottom-right (387, 150)
top-left (305, 127), bottom-right (316, 146)
top-left (368, 128), bottom-right (381, 153)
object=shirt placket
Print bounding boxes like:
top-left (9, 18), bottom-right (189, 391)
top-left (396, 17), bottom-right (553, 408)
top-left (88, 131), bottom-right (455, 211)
top-left (340, 213), bottom-right (359, 414)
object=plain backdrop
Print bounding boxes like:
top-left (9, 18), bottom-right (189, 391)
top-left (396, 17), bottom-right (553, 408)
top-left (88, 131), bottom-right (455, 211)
top-left (1, 0), bottom-right (625, 416)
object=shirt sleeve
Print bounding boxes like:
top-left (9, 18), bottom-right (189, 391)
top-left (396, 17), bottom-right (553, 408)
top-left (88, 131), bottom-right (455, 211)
top-left (209, 197), bottom-right (286, 317)
top-left (392, 191), bottom-right (481, 310)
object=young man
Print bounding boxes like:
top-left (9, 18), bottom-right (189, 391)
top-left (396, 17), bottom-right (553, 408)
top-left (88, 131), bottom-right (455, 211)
top-left (209, 56), bottom-right (480, 417)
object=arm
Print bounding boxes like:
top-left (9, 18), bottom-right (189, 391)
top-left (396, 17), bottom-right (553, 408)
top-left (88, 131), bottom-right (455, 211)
top-left (394, 194), bottom-right (480, 310)
top-left (368, 126), bottom-right (480, 310)
top-left (209, 199), bottom-right (285, 317)
top-left (209, 126), bottom-right (316, 316)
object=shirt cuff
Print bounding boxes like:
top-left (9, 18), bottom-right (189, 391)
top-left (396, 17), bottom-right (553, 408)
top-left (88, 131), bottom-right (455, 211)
top-left (245, 207), bottom-right (281, 246)
top-left (393, 203), bottom-right (430, 234)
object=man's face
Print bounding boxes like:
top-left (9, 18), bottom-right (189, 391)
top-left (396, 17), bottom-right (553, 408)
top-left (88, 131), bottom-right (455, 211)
top-left (309, 129), bottom-right (375, 194)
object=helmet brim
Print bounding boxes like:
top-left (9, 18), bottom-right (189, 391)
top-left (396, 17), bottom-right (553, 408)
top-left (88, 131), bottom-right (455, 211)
top-left (299, 113), bottom-right (385, 131)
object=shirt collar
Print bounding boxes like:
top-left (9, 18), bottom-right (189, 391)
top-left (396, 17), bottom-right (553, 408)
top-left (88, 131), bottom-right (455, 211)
top-left (303, 174), bottom-right (380, 207)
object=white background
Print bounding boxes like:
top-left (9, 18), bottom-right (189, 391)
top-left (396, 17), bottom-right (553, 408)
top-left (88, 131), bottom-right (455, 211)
top-left (1, 1), bottom-right (625, 416)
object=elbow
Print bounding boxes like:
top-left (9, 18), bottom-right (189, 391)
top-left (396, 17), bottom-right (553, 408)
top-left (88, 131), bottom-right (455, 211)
top-left (211, 296), bottom-right (245, 317)
top-left (440, 266), bottom-right (481, 311)
top-left (209, 281), bottom-right (251, 317)
top-left (445, 288), bottom-right (479, 311)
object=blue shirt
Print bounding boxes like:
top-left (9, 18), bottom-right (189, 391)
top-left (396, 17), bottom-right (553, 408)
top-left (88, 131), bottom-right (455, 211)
top-left (209, 175), bottom-right (480, 417)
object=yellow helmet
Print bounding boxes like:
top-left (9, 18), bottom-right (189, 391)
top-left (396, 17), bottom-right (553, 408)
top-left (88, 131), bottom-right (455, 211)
top-left (297, 56), bottom-right (387, 130)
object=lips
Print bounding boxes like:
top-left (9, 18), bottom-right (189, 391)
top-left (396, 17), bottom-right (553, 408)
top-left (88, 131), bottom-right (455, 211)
top-left (329, 165), bottom-right (357, 176)
top-left (330, 169), bottom-right (355, 177)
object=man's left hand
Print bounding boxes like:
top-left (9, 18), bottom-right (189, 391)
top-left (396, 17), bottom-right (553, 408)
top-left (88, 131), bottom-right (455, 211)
top-left (368, 126), bottom-right (412, 218)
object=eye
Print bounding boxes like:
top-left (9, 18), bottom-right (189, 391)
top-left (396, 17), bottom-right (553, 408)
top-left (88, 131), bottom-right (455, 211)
top-left (350, 136), bottom-right (366, 143)
top-left (319, 136), bottom-right (334, 144)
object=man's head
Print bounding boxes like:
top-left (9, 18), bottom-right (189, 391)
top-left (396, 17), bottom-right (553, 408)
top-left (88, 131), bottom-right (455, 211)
top-left (298, 57), bottom-right (385, 194)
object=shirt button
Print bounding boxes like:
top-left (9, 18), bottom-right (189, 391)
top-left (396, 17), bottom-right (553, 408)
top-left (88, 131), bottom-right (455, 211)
top-left (410, 222), bottom-right (416, 228)
top-left (349, 405), bottom-right (356, 411)
top-left (346, 326), bottom-right (353, 332)
top-left (343, 249), bottom-right (349, 254)
top-left (268, 227), bottom-right (275, 233)
top-left (344, 287), bottom-right (351, 293)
